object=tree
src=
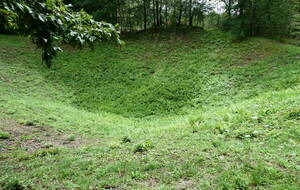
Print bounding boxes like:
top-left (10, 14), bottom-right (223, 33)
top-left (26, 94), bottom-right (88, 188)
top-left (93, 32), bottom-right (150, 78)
top-left (221, 0), bottom-right (234, 17)
top-left (189, 0), bottom-right (193, 26)
top-left (178, 0), bottom-right (183, 25)
top-left (219, 0), bottom-right (296, 37)
top-left (0, 0), bottom-right (122, 67)
top-left (67, 0), bottom-right (210, 31)
top-left (143, 0), bottom-right (148, 30)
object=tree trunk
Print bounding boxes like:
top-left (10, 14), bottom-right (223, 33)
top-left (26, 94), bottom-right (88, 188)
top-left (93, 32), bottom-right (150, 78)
top-left (156, 0), bottom-right (159, 27)
top-left (115, 0), bottom-right (119, 24)
top-left (159, 0), bottom-right (163, 26)
top-left (267, 0), bottom-right (272, 34)
top-left (178, 0), bottom-right (182, 26)
top-left (250, 0), bottom-right (256, 36)
top-left (189, 0), bottom-right (193, 26)
top-left (143, 0), bottom-right (147, 30)
top-left (228, 0), bottom-right (232, 17)
top-left (153, 0), bottom-right (156, 27)
top-left (165, 2), bottom-right (168, 25)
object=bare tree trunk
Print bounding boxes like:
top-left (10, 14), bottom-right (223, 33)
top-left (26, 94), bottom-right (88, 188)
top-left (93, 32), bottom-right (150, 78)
top-left (156, 0), bottom-right (159, 27)
top-left (228, 0), bottom-right (232, 17)
top-left (266, 0), bottom-right (272, 33)
top-left (165, 2), bottom-right (168, 25)
top-left (250, 0), bottom-right (256, 36)
top-left (178, 0), bottom-right (183, 26)
top-left (143, 0), bottom-right (147, 30)
top-left (189, 0), bottom-right (193, 26)
top-left (153, 0), bottom-right (156, 27)
top-left (159, 0), bottom-right (163, 26)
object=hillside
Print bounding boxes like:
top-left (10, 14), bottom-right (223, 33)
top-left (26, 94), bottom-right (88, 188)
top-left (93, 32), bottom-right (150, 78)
top-left (0, 29), bottom-right (300, 189)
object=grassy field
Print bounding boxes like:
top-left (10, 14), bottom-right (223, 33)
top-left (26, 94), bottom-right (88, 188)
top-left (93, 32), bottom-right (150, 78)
top-left (0, 28), bottom-right (299, 190)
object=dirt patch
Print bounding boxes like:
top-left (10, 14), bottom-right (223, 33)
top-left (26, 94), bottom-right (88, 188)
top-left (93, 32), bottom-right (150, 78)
top-left (175, 179), bottom-right (196, 190)
top-left (135, 178), bottom-right (160, 189)
top-left (236, 53), bottom-right (266, 66)
top-left (145, 178), bottom-right (160, 188)
top-left (0, 119), bottom-right (97, 153)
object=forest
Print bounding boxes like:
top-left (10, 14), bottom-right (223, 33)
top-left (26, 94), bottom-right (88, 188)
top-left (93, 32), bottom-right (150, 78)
top-left (0, 0), bottom-right (300, 189)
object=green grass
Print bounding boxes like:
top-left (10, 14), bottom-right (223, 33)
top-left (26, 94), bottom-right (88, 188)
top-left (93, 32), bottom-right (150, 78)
top-left (0, 29), bottom-right (299, 189)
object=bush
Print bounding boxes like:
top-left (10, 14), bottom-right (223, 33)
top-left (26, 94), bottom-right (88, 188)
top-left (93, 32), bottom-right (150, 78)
top-left (220, 0), bottom-right (295, 38)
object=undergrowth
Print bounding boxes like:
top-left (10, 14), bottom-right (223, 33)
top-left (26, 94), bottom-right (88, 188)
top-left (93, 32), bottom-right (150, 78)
top-left (0, 29), bottom-right (299, 189)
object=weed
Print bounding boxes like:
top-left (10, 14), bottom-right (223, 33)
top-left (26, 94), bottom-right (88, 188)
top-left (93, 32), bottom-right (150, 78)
top-left (287, 110), bottom-right (300, 120)
top-left (18, 120), bottom-right (37, 126)
top-left (0, 131), bottom-right (10, 139)
top-left (1, 178), bottom-right (28, 190)
top-left (18, 148), bottom-right (61, 161)
top-left (133, 140), bottom-right (154, 153)
top-left (20, 135), bottom-right (33, 141)
top-left (32, 148), bottom-right (61, 157)
top-left (121, 136), bottom-right (132, 143)
top-left (65, 134), bottom-right (76, 142)
top-left (0, 29), bottom-right (300, 189)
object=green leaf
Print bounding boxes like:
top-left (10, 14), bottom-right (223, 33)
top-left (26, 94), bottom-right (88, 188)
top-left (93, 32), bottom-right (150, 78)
top-left (38, 14), bottom-right (46, 22)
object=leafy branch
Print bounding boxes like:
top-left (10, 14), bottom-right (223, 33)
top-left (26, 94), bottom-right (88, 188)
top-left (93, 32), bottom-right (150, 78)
top-left (0, 0), bottom-right (123, 67)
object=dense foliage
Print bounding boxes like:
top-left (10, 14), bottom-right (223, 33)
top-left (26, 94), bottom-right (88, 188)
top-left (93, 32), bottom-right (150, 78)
top-left (0, 0), bottom-right (299, 67)
top-left (65, 0), bottom-right (298, 37)
top-left (1, 1), bottom-right (300, 189)
top-left (0, 0), bottom-right (122, 67)
top-left (66, 0), bottom-right (212, 31)
top-left (220, 0), bottom-right (296, 37)
top-left (1, 29), bottom-right (300, 189)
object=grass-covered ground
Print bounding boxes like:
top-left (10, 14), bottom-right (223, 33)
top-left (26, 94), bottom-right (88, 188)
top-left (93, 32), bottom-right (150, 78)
top-left (0, 28), bottom-right (299, 189)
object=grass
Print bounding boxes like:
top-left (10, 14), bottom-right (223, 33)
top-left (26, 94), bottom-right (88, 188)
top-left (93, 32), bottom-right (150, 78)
top-left (0, 28), bottom-right (299, 189)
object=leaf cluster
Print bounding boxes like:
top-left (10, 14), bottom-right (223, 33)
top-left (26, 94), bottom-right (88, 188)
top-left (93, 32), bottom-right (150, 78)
top-left (0, 0), bottom-right (122, 67)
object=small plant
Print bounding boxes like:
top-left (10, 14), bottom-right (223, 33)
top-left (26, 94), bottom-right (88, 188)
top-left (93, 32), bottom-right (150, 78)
top-left (189, 116), bottom-right (202, 126)
top-left (109, 142), bottom-right (121, 150)
top-left (0, 153), bottom-right (8, 161)
top-left (32, 148), bottom-right (61, 158)
top-left (18, 119), bottom-right (37, 126)
top-left (133, 140), bottom-right (154, 153)
top-left (1, 178), bottom-right (27, 190)
top-left (191, 125), bottom-right (199, 133)
top-left (235, 129), bottom-right (262, 139)
top-left (121, 136), bottom-right (132, 143)
top-left (251, 116), bottom-right (263, 123)
top-left (6, 109), bottom-right (16, 115)
top-left (0, 131), bottom-right (10, 139)
top-left (133, 144), bottom-right (147, 153)
top-left (212, 141), bottom-right (221, 148)
top-left (20, 135), bottom-right (33, 141)
top-left (41, 143), bottom-right (54, 148)
top-left (17, 153), bottom-right (32, 161)
top-left (188, 115), bottom-right (204, 133)
top-left (65, 134), bottom-right (76, 142)
top-left (218, 170), bottom-right (249, 190)
top-left (287, 110), bottom-right (300, 120)
top-left (216, 125), bottom-right (230, 134)
top-left (18, 148), bottom-right (61, 161)
top-left (130, 171), bottom-right (145, 180)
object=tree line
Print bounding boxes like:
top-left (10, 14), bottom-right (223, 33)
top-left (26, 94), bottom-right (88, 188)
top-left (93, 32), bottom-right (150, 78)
top-left (220, 0), bottom-right (297, 37)
top-left (65, 0), bottom-right (298, 37)
top-left (0, 0), bottom-right (299, 67)
top-left (65, 0), bottom-right (212, 31)
top-left (0, 0), bottom-right (122, 67)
